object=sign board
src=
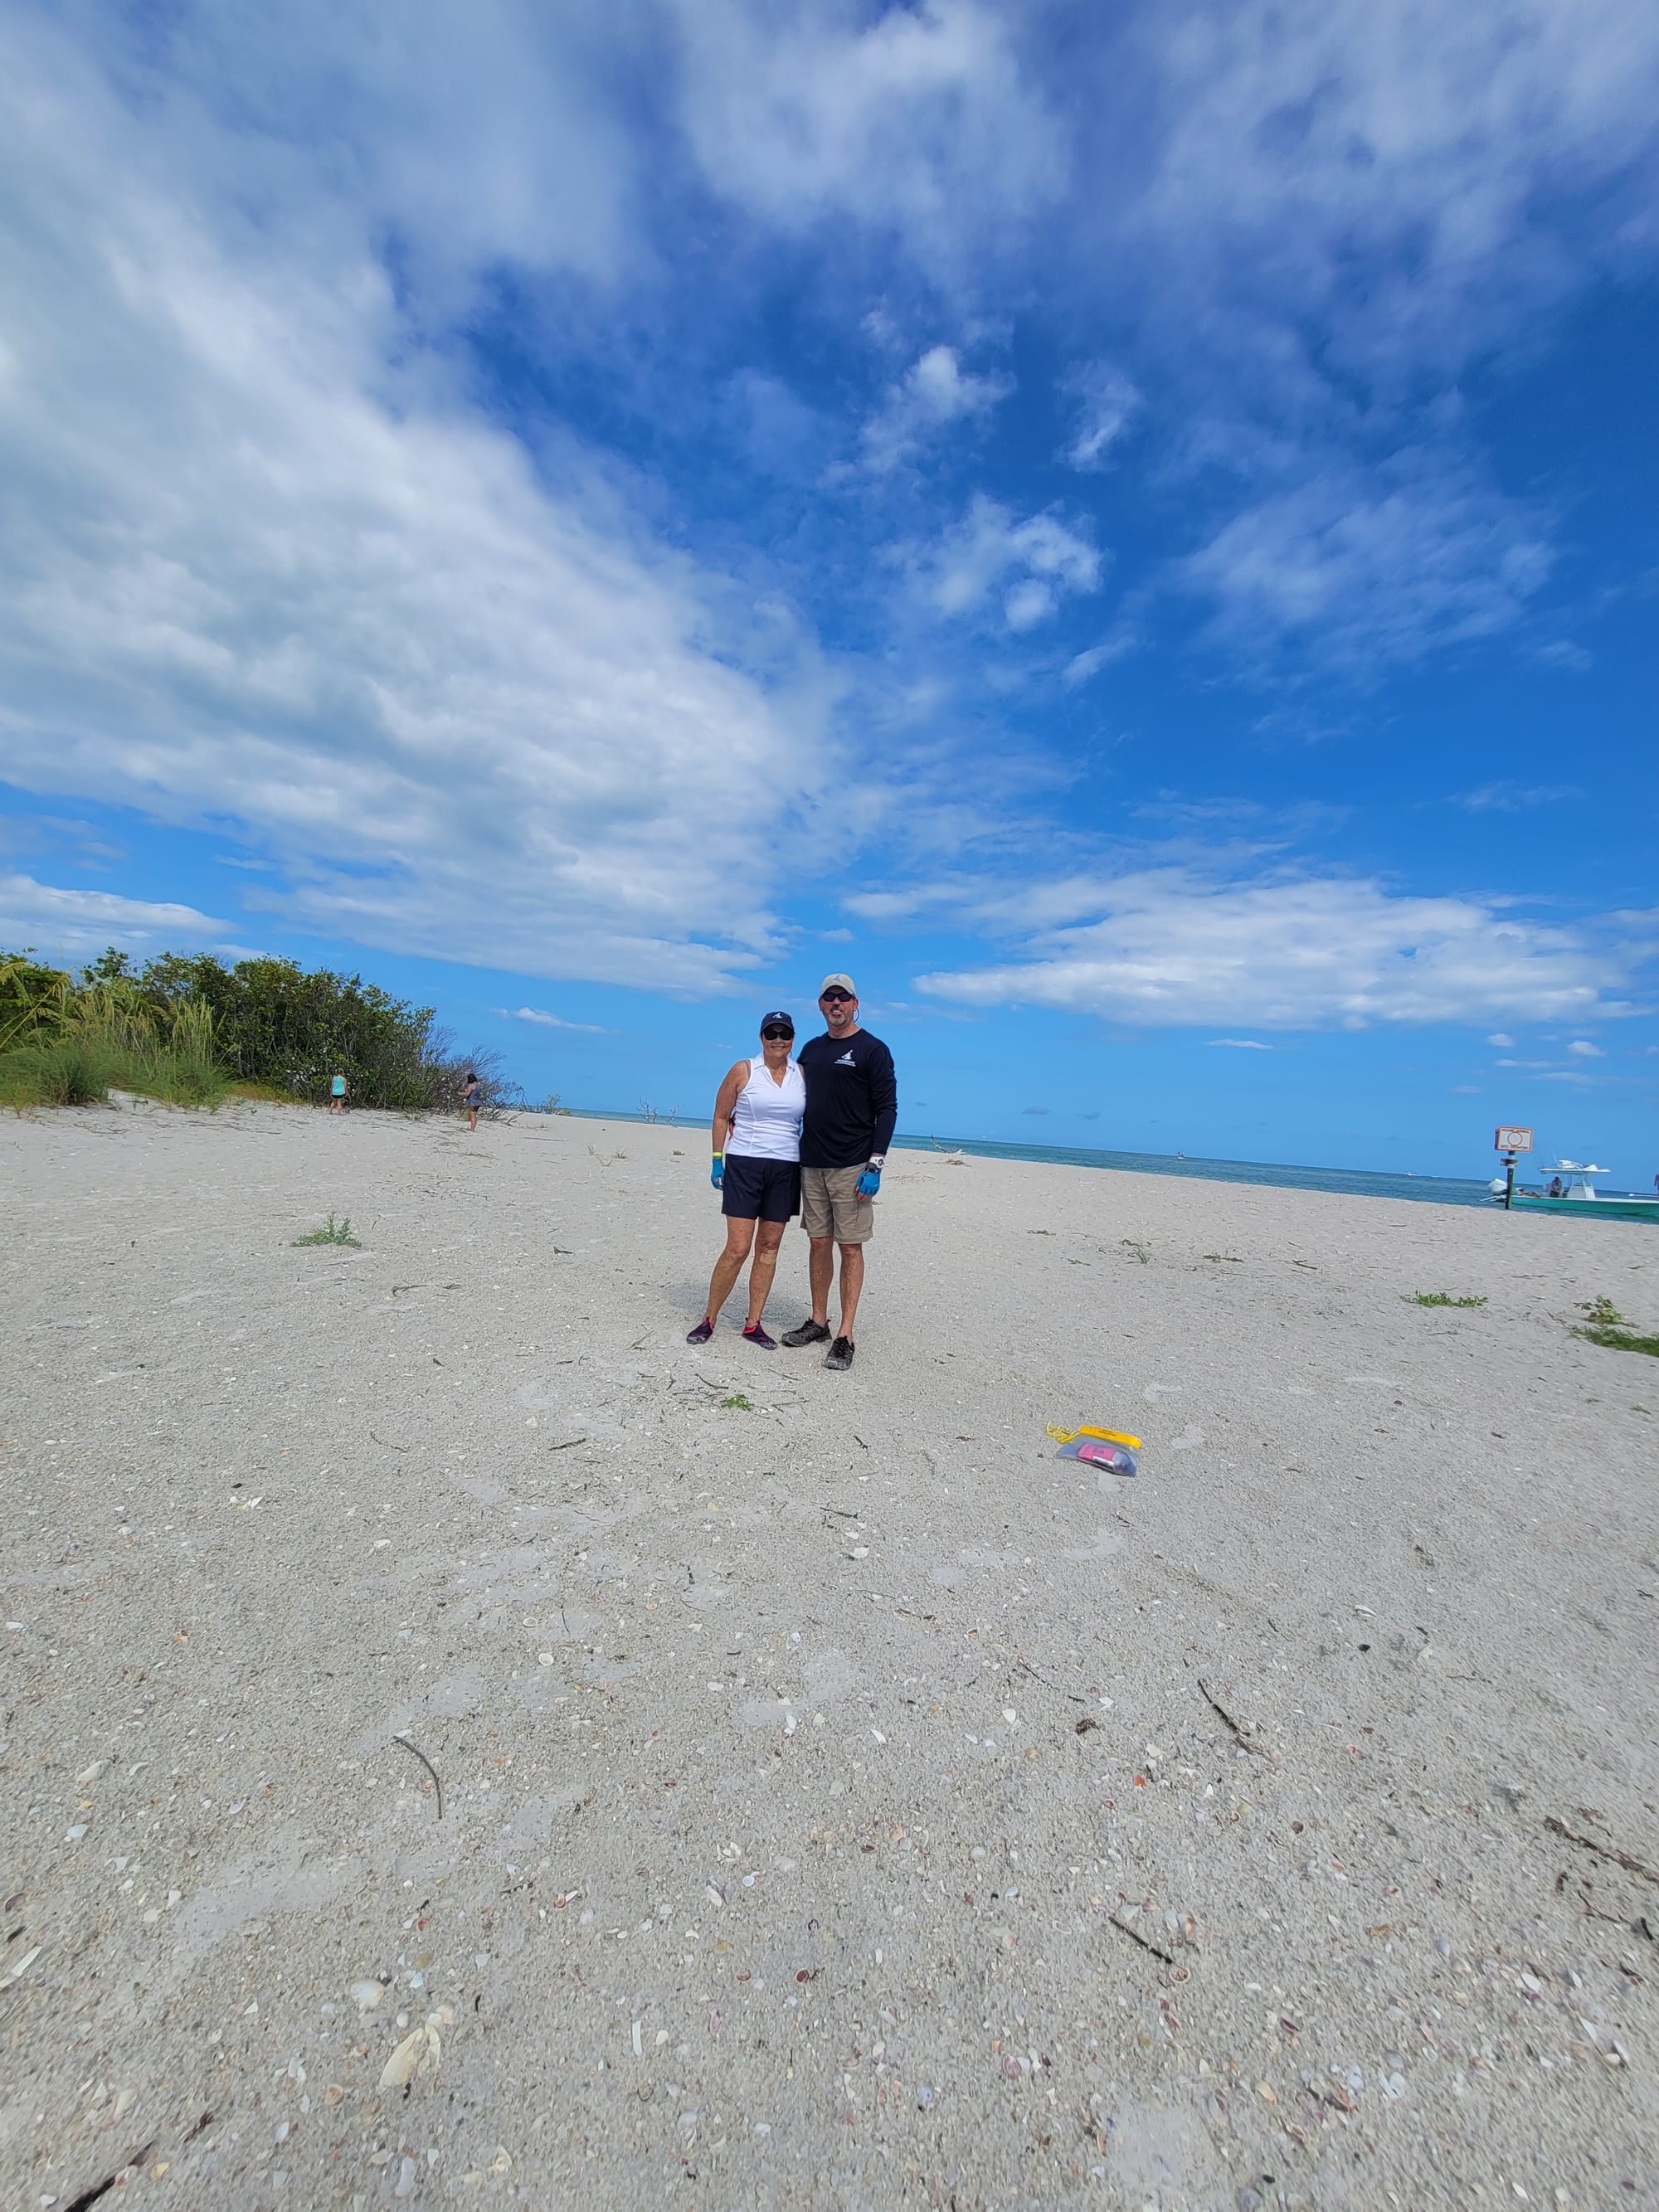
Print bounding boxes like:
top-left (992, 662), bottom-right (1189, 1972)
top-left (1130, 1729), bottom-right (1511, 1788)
top-left (1495, 1126), bottom-right (1532, 1153)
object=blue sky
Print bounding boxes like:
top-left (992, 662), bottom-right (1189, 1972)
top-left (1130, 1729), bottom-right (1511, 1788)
top-left (2, 0), bottom-right (1657, 1179)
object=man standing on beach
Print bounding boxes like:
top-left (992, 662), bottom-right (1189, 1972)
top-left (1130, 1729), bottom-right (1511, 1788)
top-left (782, 975), bottom-right (897, 1373)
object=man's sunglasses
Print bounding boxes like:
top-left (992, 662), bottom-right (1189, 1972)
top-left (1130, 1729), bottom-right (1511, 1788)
top-left (761, 1025), bottom-right (793, 1040)
top-left (820, 989), bottom-right (854, 1004)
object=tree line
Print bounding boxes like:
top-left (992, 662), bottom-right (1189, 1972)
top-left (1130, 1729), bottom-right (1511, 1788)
top-left (1, 946), bottom-right (500, 1112)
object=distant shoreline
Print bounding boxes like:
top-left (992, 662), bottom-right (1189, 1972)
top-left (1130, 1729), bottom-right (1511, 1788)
top-left (546, 1104), bottom-right (1499, 1209)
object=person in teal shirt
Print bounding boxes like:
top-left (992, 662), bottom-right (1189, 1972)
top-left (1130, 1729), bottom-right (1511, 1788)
top-left (330, 1072), bottom-right (347, 1114)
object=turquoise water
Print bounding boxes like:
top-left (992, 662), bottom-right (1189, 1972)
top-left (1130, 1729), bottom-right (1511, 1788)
top-left (888, 1134), bottom-right (1499, 1208)
top-left (559, 1107), bottom-right (1496, 1209)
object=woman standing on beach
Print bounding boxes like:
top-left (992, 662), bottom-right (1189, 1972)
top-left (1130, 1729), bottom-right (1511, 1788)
top-left (687, 1012), bottom-right (804, 1351)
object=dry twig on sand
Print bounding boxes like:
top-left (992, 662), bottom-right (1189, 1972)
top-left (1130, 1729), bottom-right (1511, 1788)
top-left (1545, 1815), bottom-right (1659, 1889)
top-left (1198, 1676), bottom-right (1272, 1757)
top-left (392, 1734), bottom-right (445, 1820)
top-left (1107, 1913), bottom-right (1174, 1966)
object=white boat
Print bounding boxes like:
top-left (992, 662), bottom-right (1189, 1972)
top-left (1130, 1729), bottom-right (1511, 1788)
top-left (1500, 1160), bottom-right (1659, 1222)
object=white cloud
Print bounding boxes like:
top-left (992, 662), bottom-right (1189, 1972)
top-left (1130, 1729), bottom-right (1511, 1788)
top-left (499, 1007), bottom-right (614, 1033)
top-left (1486, 1033), bottom-right (1514, 1047)
top-left (859, 346), bottom-right (1013, 473)
top-left (0, 21), bottom-right (837, 996)
top-left (1181, 459), bottom-right (1552, 668)
top-left (1567, 1038), bottom-right (1604, 1057)
top-left (667, 0), bottom-right (1063, 270)
top-left (915, 868), bottom-right (1639, 1029)
top-left (1063, 363), bottom-right (1141, 470)
top-left (907, 495), bottom-right (1102, 630)
top-left (1457, 782), bottom-right (1581, 812)
top-left (1209, 1038), bottom-right (1272, 1049)
top-left (0, 873), bottom-right (228, 957)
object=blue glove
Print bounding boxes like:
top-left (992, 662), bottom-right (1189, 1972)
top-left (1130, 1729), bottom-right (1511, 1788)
top-left (856, 1164), bottom-right (881, 1198)
top-left (710, 1156), bottom-right (724, 1190)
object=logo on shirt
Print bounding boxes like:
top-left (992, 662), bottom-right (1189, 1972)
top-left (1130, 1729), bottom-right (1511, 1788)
top-left (834, 1051), bottom-right (856, 1066)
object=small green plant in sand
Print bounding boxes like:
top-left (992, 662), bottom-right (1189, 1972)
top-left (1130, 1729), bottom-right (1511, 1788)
top-left (293, 1213), bottom-right (362, 1248)
top-left (1408, 1291), bottom-right (1488, 1309)
top-left (1574, 1296), bottom-right (1659, 1358)
top-left (719, 1392), bottom-right (753, 1412)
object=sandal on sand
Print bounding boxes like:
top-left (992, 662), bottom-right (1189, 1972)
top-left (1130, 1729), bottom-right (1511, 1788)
top-left (686, 1315), bottom-right (714, 1344)
top-left (742, 1320), bottom-right (778, 1350)
top-left (825, 1336), bottom-right (854, 1372)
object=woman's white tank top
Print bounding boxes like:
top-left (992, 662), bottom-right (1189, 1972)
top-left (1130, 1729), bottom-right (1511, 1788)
top-left (727, 1056), bottom-right (805, 1161)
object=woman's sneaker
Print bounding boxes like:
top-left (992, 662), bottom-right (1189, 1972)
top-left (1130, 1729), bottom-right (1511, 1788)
top-left (781, 1319), bottom-right (831, 1349)
top-left (742, 1320), bottom-right (777, 1350)
top-left (825, 1336), bottom-right (855, 1372)
top-left (685, 1315), bottom-right (715, 1344)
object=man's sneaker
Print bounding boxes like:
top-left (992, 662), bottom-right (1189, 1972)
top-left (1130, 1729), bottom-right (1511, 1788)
top-left (825, 1336), bottom-right (855, 1372)
top-left (781, 1319), bottom-right (832, 1349)
top-left (685, 1315), bottom-right (714, 1345)
top-left (742, 1320), bottom-right (777, 1350)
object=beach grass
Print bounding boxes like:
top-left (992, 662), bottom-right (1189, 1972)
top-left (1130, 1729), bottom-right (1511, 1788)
top-left (1574, 1295), bottom-right (1659, 1358)
top-left (0, 994), bottom-right (228, 1111)
top-left (292, 1212), bottom-right (361, 1248)
top-left (1408, 1290), bottom-right (1487, 1308)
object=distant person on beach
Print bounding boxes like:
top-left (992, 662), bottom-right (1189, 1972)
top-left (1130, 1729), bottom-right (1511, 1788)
top-left (781, 975), bottom-right (897, 1374)
top-left (1549, 1175), bottom-right (1564, 1198)
top-left (464, 1072), bottom-right (481, 1130)
top-left (329, 1072), bottom-right (347, 1114)
top-left (687, 1012), bottom-right (805, 1351)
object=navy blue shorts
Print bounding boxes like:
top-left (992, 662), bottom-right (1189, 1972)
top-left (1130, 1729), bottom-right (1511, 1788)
top-left (722, 1155), bottom-right (801, 1223)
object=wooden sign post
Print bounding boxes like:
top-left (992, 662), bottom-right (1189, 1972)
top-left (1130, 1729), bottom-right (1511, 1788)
top-left (1495, 1126), bottom-right (1532, 1212)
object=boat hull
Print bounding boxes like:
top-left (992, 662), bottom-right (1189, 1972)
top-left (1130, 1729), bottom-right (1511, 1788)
top-left (1508, 1194), bottom-right (1659, 1223)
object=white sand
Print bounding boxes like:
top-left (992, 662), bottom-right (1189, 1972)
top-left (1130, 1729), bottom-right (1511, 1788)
top-left (2, 1098), bottom-right (1656, 2210)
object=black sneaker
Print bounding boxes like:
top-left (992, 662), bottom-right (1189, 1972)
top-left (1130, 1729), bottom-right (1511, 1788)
top-left (742, 1320), bottom-right (777, 1350)
top-left (781, 1319), bottom-right (831, 1349)
top-left (685, 1315), bottom-right (714, 1345)
top-left (825, 1336), bottom-right (854, 1372)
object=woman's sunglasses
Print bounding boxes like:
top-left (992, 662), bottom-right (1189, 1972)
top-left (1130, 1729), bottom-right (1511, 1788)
top-left (820, 989), bottom-right (854, 1004)
top-left (761, 1025), bottom-right (793, 1041)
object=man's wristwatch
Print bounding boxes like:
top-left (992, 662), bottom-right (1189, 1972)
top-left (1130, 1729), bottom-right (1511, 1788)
top-left (868, 1155), bottom-right (886, 1170)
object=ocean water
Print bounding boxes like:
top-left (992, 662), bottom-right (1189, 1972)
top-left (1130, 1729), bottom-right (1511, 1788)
top-left (559, 1107), bottom-right (1496, 1209)
top-left (888, 1134), bottom-right (1500, 1209)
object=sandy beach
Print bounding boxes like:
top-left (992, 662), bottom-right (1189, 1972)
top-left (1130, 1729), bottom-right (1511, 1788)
top-left (2, 1098), bottom-right (1656, 2211)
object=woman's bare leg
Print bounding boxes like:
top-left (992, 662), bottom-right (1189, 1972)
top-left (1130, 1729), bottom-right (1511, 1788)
top-left (744, 1221), bottom-right (786, 1326)
top-left (703, 1217), bottom-right (757, 1323)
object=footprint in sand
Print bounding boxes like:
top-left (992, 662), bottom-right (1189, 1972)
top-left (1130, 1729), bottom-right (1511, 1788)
top-left (1063, 1525), bottom-right (1126, 1563)
top-left (1169, 1422), bottom-right (1207, 1451)
top-left (804, 1648), bottom-right (858, 1705)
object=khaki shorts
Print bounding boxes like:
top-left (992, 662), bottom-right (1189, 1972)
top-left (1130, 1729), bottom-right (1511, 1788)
top-left (800, 1164), bottom-right (874, 1243)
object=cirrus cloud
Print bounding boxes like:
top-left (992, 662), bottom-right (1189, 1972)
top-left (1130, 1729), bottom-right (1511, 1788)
top-left (915, 868), bottom-right (1641, 1030)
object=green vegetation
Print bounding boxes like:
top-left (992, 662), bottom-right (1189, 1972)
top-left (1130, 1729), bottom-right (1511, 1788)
top-left (0, 958), bottom-right (227, 1111)
top-left (1574, 1296), bottom-right (1659, 1359)
top-left (292, 1213), bottom-right (361, 1248)
top-left (2, 946), bottom-right (496, 1113)
top-left (1121, 1238), bottom-right (1151, 1265)
top-left (719, 1393), bottom-right (753, 1412)
top-left (1408, 1291), bottom-right (1488, 1308)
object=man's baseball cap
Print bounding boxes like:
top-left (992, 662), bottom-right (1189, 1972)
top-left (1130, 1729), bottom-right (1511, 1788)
top-left (759, 1009), bottom-right (794, 1033)
top-left (819, 972), bottom-right (858, 996)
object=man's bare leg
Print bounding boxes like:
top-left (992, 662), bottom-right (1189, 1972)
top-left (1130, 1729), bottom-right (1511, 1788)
top-left (703, 1218), bottom-right (757, 1325)
top-left (807, 1235), bottom-right (835, 1325)
top-left (744, 1223), bottom-right (786, 1327)
top-left (836, 1242), bottom-right (864, 1339)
